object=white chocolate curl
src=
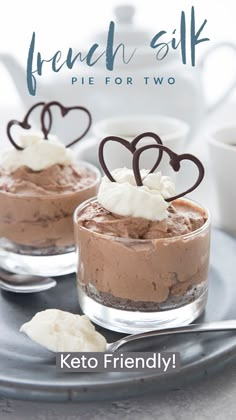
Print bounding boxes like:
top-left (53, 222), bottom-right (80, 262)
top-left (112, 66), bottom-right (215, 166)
top-left (1, 132), bottom-right (73, 172)
top-left (97, 168), bottom-right (176, 221)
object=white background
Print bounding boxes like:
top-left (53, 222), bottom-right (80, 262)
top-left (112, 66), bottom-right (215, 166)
top-left (0, 0), bottom-right (236, 106)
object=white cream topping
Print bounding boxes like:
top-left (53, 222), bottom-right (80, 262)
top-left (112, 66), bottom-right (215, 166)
top-left (1, 132), bottom-right (73, 172)
top-left (20, 309), bottom-right (107, 352)
top-left (97, 168), bottom-right (176, 221)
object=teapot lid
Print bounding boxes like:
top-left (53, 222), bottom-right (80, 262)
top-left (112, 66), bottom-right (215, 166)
top-left (89, 4), bottom-right (177, 68)
top-left (96, 5), bottom-right (150, 47)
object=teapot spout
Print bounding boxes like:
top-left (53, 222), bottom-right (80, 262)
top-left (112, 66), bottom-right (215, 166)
top-left (0, 53), bottom-right (39, 107)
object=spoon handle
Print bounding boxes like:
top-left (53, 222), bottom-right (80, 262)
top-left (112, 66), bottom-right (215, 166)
top-left (109, 320), bottom-right (236, 351)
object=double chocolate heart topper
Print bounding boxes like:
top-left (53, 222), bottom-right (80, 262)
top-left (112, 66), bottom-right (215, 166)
top-left (98, 133), bottom-right (205, 202)
top-left (6, 101), bottom-right (92, 151)
top-left (7, 102), bottom-right (204, 202)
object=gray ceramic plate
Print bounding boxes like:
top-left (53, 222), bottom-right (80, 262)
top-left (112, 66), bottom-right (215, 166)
top-left (0, 228), bottom-right (235, 402)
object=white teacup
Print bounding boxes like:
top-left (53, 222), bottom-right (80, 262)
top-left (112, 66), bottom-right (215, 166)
top-left (93, 115), bottom-right (189, 177)
top-left (208, 125), bottom-right (236, 235)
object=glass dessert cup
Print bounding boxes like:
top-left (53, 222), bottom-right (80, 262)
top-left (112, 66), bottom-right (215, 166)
top-left (74, 197), bottom-right (211, 334)
top-left (0, 162), bottom-right (101, 276)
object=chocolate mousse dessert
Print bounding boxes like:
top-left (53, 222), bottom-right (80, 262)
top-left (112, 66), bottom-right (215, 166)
top-left (76, 197), bottom-right (209, 310)
top-left (74, 133), bottom-right (211, 332)
top-left (0, 101), bottom-right (100, 254)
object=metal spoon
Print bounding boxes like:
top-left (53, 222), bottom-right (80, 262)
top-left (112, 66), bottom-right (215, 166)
top-left (107, 320), bottom-right (236, 351)
top-left (23, 319), bottom-right (236, 353)
top-left (0, 267), bottom-right (57, 293)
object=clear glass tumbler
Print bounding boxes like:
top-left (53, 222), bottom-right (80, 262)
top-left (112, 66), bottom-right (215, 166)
top-left (0, 162), bottom-right (101, 276)
top-left (74, 197), bottom-right (211, 334)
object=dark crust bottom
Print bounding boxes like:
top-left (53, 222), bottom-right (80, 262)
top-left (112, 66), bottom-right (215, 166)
top-left (79, 282), bottom-right (208, 312)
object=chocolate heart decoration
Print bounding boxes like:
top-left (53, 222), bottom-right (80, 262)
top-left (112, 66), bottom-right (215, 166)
top-left (7, 102), bottom-right (52, 150)
top-left (133, 144), bottom-right (205, 201)
top-left (98, 132), bottom-right (164, 182)
top-left (40, 101), bottom-right (92, 147)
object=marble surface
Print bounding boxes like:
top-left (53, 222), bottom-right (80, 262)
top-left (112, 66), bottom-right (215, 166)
top-left (0, 364), bottom-right (235, 420)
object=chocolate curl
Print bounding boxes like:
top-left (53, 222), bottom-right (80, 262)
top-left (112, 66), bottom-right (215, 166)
top-left (6, 102), bottom-right (52, 151)
top-left (98, 132), bottom-right (163, 182)
top-left (132, 144), bottom-right (205, 202)
top-left (40, 101), bottom-right (92, 147)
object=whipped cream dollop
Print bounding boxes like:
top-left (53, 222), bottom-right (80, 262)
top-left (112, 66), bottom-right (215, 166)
top-left (97, 168), bottom-right (176, 221)
top-left (20, 309), bottom-right (107, 352)
top-left (1, 132), bottom-right (73, 172)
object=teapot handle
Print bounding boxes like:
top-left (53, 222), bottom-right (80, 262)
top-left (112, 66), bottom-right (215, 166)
top-left (199, 42), bottom-right (236, 113)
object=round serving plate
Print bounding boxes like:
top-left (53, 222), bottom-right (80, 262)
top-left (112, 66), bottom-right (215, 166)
top-left (0, 228), bottom-right (235, 402)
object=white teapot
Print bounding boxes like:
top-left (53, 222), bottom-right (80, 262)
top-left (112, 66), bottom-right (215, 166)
top-left (1, 5), bottom-right (236, 139)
